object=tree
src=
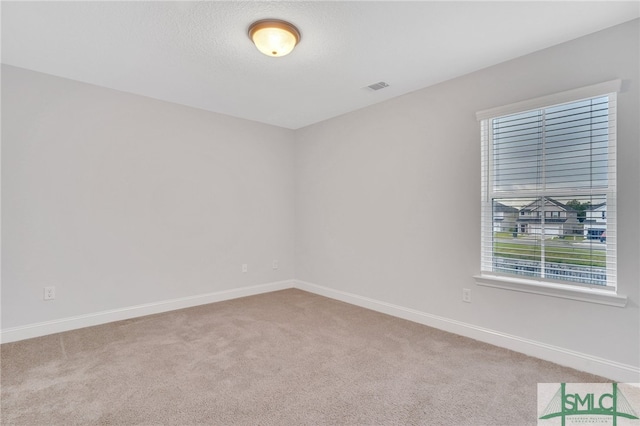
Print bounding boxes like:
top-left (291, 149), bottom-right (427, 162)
top-left (566, 199), bottom-right (592, 223)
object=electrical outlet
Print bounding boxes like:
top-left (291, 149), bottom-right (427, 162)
top-left (462, 288), bottom-right (471, 303)
top-left (242, 264), bottom-right (248, 273)
top-left (272, 260), bottom-right (278, 270)
top-left (44, 286), bottom-right (56, 300)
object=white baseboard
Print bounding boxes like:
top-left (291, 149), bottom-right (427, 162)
top-left (293, 279), bottom-right (640, 383)
top-left (4, 278), bottom-right (638, 383)
top-left (0, 280), bottom-right (294, 344)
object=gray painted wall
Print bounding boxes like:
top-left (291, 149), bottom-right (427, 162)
top-left (294, 19), bottom-right (639, 368)
top-left (2, 65), bottom-right (295, 327)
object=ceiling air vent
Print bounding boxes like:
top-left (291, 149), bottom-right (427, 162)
top-left (366, 81), bottom-right (389, 91)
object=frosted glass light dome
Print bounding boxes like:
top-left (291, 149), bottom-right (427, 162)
top-left (249, 20), bottom-right (301, 57)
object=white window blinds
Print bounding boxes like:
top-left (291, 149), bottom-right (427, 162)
top-left (479, 87), bottom-right (617, 289)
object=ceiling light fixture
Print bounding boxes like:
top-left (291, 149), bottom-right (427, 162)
top-left (248, 19), bottom-right (301, 57)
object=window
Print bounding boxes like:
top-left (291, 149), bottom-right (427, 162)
top-left (476, 81), bottom-right (621, 301)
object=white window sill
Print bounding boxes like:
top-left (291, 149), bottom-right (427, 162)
top-left (473, 274), bottom-right (627, 307)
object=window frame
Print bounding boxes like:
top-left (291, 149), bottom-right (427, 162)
top-left (474, 80), bottom-right (626, 307)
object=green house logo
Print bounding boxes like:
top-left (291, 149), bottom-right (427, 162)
top-left (539, 383), bottom-right (639, 425)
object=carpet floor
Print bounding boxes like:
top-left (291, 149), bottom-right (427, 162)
top-left (1, 289), bottom-right (607, 425)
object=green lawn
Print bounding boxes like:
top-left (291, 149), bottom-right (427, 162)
top-left (495, 232), bottom-right (584, 242)
top-left (494, 241), bottom-right (605, 267)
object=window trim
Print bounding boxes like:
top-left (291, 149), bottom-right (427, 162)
top-left (474, 274), bottom-right (627, 307)
top-left (476, 79), bottom-right (621, 121)
top-left (476, 80), bottom-right (625, 305)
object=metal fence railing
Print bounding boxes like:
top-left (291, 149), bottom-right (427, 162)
top-left (493, 257), bottom-right (607, 286)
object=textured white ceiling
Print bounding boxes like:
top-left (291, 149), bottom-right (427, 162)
top-left (2, 1), bottom-right (638, 129)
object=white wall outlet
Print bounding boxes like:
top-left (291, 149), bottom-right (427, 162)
top-left (272, 260), bottom-right (278, 270)
top-left (242, 264), bottom-right (248, 273)
top-left (44, 286), bottom-right (56, 300)
top-left (462, 288), bottom-right (471, 303)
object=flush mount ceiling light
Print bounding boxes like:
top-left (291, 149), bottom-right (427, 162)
top-left (248, 19), bottom-right (301, 57)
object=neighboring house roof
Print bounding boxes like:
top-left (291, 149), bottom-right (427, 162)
top-left (519, 197), bottom-right (576, 212)
top-left (493, 202), bottom-right (518, 213)
top-left (586, 202), bottom-right (606, 211)
top-left (515, 197), bottom-right (583, 225)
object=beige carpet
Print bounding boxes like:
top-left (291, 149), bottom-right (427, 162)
top-left (1, 289), bottom-right (606, 425)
